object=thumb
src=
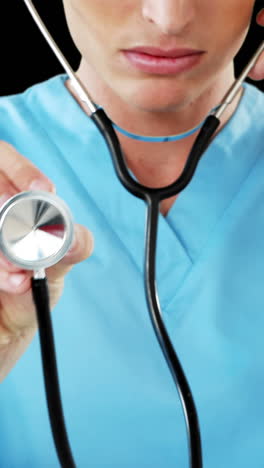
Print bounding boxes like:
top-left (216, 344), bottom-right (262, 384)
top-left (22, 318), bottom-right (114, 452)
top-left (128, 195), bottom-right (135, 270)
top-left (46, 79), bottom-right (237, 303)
top-left (47, 224), bottom-right (94, 281)
top-left (45, 224), bottom-right (94, 308)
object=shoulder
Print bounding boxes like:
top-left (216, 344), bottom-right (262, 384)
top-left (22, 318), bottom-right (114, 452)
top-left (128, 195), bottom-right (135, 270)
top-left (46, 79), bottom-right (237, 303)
top-left (241, 83), bottom-right (264, 159)
top-left (242, 82), bottom-right (264, 117)
top-left (0, 74), bottom-right (68, 147)
top-left (239, 82), bottom-right (264, 132)
top-left (216, 83), bottom-right (264, 159)
top-left (0, 74), bottom-right (66, 122)
top-left (0, 74), bottom-right (104, 171)
top-left (0, 74), bottom-right (112, 206)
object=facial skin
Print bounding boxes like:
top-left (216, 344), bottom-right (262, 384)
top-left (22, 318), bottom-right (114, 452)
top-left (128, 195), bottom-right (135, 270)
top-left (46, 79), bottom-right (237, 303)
top-left (63, 0), bottom-right (255, 119)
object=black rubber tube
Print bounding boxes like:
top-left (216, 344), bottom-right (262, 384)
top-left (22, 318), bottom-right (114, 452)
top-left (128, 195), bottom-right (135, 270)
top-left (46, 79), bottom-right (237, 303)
top-left (91, 111), bottom-right (220, 200)
top-left (29, 110), bottom-right (219, 468)
top-left (91, 109), bottom-right (220, 468)
top-left (144, 197), bottom-right (202, 468)
top-left (31, 277), bottom-right (76, 468)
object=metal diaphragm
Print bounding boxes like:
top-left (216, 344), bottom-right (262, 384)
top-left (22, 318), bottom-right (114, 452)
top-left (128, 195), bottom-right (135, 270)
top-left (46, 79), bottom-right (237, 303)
top-left (0, 191), bottom-right (74, 270)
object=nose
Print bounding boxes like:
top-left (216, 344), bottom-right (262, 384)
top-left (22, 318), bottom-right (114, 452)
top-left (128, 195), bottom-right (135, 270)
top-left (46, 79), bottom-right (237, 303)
top-left (142, 0), bottom-right (195, 36)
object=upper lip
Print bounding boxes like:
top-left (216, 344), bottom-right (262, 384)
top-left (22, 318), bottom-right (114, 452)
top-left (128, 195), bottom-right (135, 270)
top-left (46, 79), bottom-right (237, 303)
top-left (125, 46), bottom-right (204, 58)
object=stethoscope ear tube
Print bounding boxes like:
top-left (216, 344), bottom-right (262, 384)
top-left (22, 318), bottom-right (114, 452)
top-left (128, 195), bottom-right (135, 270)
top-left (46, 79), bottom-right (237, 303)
top-left (27, 110), bottom-right (219, 468)
top-left (31, 277), bottom-right (76, 468)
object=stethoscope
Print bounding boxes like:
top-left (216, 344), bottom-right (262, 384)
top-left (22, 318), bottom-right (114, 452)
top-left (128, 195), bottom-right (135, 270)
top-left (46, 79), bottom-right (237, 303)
top-left (1, 1), bottom-right (263, 467)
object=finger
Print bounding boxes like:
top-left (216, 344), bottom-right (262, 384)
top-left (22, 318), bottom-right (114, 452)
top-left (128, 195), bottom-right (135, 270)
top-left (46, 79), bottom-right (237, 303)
top-left (248, 9), bottom-right (264, 81)
top-left (46, 224), bottom-right (94, 281)
top-left (0, 252), bottom-right (25, 274)
top-left (248, 50), bottom-right (264, 81)
top-left (0, 180), bottom-right (24, 274)
top-left (0, 141), bottom-right (55, 192)
top-left (0, 175), bottom-right (31, 273)
top-left (0, 270), bottom-right (31, 295)
top-left (256, 9), bottom-right (264, 27)
top-left (0, 170), bottom-right (17, 197)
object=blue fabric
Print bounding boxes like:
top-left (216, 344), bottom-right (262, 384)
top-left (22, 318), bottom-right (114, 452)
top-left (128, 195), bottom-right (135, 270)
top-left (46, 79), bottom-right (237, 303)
top-left (0, 73), bottom-right (263, 468)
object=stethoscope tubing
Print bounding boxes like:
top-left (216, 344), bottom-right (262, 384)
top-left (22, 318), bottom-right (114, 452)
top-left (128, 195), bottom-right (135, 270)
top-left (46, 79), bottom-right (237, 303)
top-left (91, 110), bottom-right (220, 200)
top-left (30, 106), bottom-right (220, 468)
top-left (32, 278), bottom-right (77, 468)
top-left (145, 197), bottom-right (202, 467)
top-left (91, 109), bottom-right (221, 468)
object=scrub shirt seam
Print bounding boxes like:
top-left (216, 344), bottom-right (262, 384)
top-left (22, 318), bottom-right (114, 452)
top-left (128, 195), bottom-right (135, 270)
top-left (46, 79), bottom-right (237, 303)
top-left (19, 95), bottom-right (145, 280)
top-left (165, 83), bottom-right (261, 267)
top-left (164, 216), bottom-right (194, 264)
top-left (162, 262), bottom-right (193, 312)
top-left (195, 144), bottom-right (264, 263)
top-left (163, 145), bottom-right (264, 313)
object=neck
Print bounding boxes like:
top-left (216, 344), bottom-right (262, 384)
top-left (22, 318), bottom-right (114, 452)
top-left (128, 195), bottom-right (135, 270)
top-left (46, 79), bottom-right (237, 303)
top-left (65, 60), bottom-right (243, 213)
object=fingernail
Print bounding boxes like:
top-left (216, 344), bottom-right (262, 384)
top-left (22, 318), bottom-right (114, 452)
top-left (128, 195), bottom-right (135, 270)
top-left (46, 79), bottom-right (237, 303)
top-left (66, 228), bottom-right (79, 255)
top-left (29, 179), bottom-right (55, 192)
top-left (9, 273), bottom-right (27, 287)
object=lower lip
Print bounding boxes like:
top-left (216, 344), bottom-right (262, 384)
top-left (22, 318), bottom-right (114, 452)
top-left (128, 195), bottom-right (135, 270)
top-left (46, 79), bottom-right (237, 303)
top-left (122, 50), bottom-right (204, 75)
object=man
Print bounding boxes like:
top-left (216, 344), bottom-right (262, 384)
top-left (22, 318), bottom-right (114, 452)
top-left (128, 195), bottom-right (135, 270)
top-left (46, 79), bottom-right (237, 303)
top-left (0, 1), bottom-right (264, 466)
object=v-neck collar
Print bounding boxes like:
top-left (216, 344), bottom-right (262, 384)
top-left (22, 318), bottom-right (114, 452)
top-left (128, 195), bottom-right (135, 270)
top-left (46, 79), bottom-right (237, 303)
top-left (166, 83), bottom-right (261, 262)
top-left (27, 73), bottom-right (262, 312)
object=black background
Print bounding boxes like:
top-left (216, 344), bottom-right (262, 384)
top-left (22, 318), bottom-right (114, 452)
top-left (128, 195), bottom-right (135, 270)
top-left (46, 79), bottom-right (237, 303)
top-left (0, 0), bottom-right (263, 97)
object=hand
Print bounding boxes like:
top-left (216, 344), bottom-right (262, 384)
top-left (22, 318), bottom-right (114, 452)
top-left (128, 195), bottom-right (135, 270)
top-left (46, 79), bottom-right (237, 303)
top-left (248, 9), bottom-right (264, 81)
top-left (0, 141), bottom-right (93, 377)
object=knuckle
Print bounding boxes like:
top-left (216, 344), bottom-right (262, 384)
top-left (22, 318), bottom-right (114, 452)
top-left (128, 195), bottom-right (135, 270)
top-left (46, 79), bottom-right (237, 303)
top-left (8, 159), bottom-right (46, 190)
top-left (14, 166), bottom-right (47, 190)
top-left (0, 331), bottom-right (13, 346)
top-left (0, 320), bottom-right (16, 346)
top-left (0, 140), bottom-right (13, 151)
top-left (0, 181), bottom-right (16, 198)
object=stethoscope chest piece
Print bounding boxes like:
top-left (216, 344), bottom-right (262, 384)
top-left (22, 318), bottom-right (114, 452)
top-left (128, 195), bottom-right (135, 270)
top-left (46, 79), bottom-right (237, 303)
top-left (0, 190), bottom-right (74, 271)
top-left (0, 189), bottom-right (77, 468)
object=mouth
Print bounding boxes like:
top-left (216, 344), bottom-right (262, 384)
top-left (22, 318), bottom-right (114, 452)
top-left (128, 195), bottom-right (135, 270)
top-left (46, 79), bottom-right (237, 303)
top-left (121, 46), bottom-right (205, 75)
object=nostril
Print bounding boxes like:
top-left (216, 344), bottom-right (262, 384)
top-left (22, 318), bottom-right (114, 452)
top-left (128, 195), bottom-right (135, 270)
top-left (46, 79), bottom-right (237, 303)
top-left (142, 2), bottom-right (195, 35)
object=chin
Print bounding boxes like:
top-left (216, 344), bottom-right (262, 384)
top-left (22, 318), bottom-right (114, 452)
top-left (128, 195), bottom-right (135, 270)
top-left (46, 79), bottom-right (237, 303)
top-left (128, 93), bottom-right (189, 114)
top-left (117, 78), bottom-right (191, 113)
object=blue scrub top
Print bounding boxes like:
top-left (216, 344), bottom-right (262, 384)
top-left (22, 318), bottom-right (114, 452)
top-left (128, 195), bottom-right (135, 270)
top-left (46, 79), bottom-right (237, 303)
top-left (0, 74), bottom-right (263, 468)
